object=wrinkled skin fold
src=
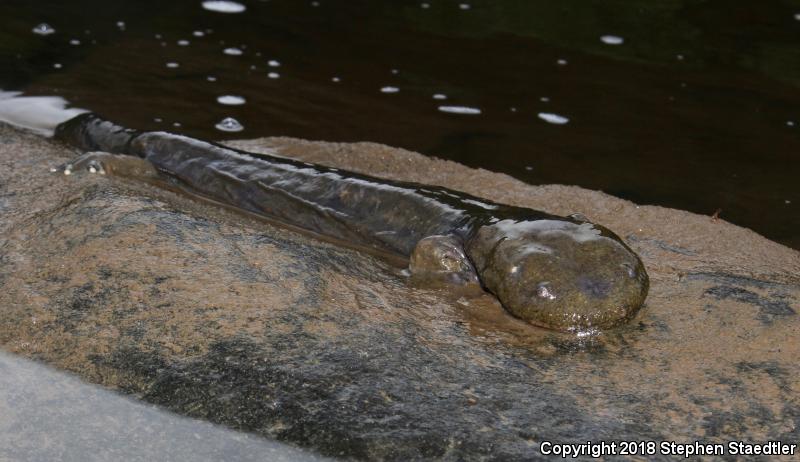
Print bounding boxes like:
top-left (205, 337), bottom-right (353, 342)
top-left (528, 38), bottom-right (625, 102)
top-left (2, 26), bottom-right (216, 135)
top-left (55, 113), bottom-right (649, 332)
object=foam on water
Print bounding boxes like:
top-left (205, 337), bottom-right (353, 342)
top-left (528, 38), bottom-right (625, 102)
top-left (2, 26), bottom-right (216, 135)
top-left (537, 112), bottom-right (570, 125)
top-left (438, 106), bottom-right (481, 115)
top-left (0, 91), bottom-right (87, 137)
top-left (201, 1), bottom-right (246, 14)
top-left (600, 35), bottom-right (624, 45)
top-left (215, 117), bottom-right (244, 132)
top-left (32, 23), bottom-right (56, 36)
top-left (217, 95), bottom-right (246, 105)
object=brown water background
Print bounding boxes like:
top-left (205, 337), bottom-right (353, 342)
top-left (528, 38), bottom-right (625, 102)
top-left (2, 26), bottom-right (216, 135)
top-left (1, 0), bottom-right (798, 247)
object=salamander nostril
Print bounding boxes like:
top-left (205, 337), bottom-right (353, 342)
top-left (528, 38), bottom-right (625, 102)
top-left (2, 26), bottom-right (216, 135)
top-left (578, 277), bottom-right (612, 298)
top-left (621, 262), bottom-right (637, 279)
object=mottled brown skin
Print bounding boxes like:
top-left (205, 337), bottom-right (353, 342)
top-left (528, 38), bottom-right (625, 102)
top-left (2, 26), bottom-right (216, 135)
top-left (55, 113), bottom-right (649, 332)
top-left (466, 220), bottom-right (649, 330)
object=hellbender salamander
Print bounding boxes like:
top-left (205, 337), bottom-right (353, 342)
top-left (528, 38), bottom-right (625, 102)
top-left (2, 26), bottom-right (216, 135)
top-left (55, 113), bottom-right (649, 332)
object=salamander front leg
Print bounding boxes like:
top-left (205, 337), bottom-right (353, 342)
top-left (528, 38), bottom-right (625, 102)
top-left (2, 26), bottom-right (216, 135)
top-left (409, 234), bottom-right (481, 289)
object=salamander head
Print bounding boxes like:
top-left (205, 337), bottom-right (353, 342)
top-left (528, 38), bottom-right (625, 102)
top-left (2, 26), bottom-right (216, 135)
top-left (466, 218), bottom-right (648, 332)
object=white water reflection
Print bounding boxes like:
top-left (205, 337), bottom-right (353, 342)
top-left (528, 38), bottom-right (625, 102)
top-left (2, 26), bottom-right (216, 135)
top-left (380, 86), bottom-right (399, 94)
top-left (202, 1), bottom-right (246, 14)
top-left (537, 112), bottom-right (569, 125)
top-left (438, 106), bottom-right (481, 115)
top-left (0, 90), bottom-right (87, 136)
top-left (432, 94), bottom-right (447, 100)
top-left (223, 47), bottom-right (243, 56)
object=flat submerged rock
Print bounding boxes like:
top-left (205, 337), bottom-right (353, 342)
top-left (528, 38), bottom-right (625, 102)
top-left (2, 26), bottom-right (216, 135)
top-left (1, 123), bottom-right (798, 460)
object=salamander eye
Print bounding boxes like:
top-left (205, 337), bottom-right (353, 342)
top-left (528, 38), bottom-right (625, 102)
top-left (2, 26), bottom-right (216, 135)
top-left (536, 282), bottom-right (556, 300)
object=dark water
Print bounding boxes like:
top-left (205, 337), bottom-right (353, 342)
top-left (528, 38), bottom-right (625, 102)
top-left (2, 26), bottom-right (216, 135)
top-left (1, 0), bottom-right (798, 248)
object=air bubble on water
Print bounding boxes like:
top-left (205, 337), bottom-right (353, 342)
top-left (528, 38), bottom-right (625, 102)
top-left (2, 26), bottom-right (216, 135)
top-left (537, 112), bottom-right (569, 125)
top-left (438, 106), bottom-right (481, 115)
top-left (331, 76), bottom-right (341, 82)
top-left (177, 39), bottom-right (190, 46)
top-left (116, 21), bottom-right (126, 30)
top-left (432, 93), bottom-right (447, 100)
top-left (53, 63), bottom-right (62, 69)
top-left (421, 3), bottom-right (430, 8)
top-left (202, 1), bottom-right (246, 13)
top-left (223, 47), bottom-right (243, 56)
top-left (215, 117), bottom-right (244, 132)
top-left (217, 95), bottom-right (246, 105)
top-left (600, 35), bottom-right (624, 45)
top-left (268, 60), bottom-right (280, 67)
top-left (267, 72), bottom-right (280, 79)
top-left (311, 1), bottom-right (320, 6)
top-left (207, 76), bottom-right (217, 81)
top-left (69, 39), bottom-right (81, 45)
top-left (154, 117), bottom-right (163, 123)
top-left (381, 86), bottom-right (399, 93)
top-left (510, 107), bottom-right (517, 112)
top-left (32, 23), bottom-right (56, 36)
top-left (459, 3), bottom-right (471, 10)
top-left (557, 59), bottom-right (568, 65)
top-left (173, 122), bottom-right (181, 127)
top-left (155, 33), bottom-right (162, 39)
top-left (787, 121), bottom-right (796, 127)
top-left (391, 69), bottom-right (399, 75)
top-left (166, 62), bottom-right (180, 68)
top-left (193, 30), bottom-right (205, 37)
top-left (540, 96), bottom-right (550, 102)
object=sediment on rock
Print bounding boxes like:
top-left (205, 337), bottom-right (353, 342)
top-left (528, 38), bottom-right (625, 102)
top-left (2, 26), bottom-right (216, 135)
top-left (1, 123), bottom-right (798, 461)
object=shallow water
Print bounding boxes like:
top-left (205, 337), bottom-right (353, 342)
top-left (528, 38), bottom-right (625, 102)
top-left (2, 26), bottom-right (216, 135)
top-left (1, 0), bottom-right (798, 247)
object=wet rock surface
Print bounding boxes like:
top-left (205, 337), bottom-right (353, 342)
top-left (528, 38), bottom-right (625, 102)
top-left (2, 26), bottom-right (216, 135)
top-left (1, 123), bottom-right (799, 460)
top-left (0, 351), bottom-right (329, 462)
